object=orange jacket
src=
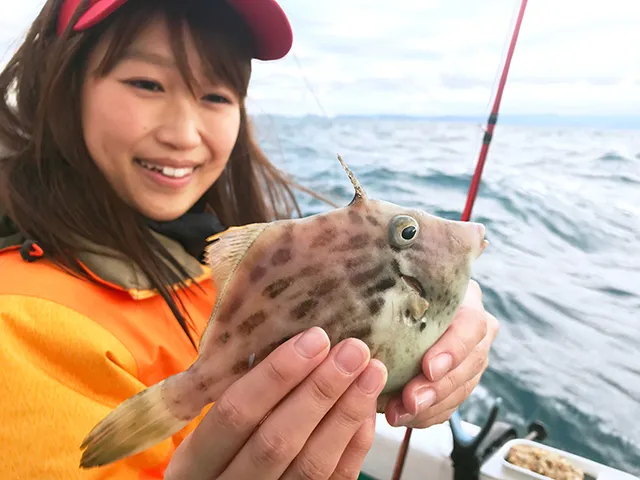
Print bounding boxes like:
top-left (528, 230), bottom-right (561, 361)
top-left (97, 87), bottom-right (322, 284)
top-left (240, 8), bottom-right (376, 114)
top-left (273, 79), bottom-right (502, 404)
top-left (0, 218), bottom-right (217, 479)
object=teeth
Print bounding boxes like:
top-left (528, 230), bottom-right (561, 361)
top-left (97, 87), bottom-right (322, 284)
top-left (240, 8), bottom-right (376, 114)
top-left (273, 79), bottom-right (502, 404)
top-left (162, 166), bottom-right (193, 178)
top-left (138, 159), bottom-right (194, 178)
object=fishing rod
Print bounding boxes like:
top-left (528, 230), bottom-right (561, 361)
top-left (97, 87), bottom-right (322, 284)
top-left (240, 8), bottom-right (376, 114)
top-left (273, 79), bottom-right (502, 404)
top-left (390, 0), bottom-right (529, 479)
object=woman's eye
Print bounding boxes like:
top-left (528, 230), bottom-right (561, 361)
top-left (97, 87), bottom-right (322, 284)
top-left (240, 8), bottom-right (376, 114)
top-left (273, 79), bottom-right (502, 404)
top-left (203, 94), bottom-right (230, 104)
top-left (125, 79), bottom-right (164, 92)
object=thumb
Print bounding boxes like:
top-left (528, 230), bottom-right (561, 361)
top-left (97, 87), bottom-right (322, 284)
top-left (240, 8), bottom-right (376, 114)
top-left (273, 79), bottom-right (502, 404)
top-left (460, 279), bottom-right (483, 311)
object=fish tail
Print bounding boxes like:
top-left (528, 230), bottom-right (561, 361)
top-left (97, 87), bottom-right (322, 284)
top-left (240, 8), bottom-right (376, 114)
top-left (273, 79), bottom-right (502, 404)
top-left (79, 377), bottom-right (196, 469)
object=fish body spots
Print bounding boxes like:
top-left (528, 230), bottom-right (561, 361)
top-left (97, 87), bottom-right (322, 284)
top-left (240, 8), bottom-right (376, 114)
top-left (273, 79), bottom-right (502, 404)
top-left (310, 277), bottom-right (340, 297)
top-left (349, 233), bottom-right (370, 248)
top-left (419, 322), bottom-right (427, 332)
top-left (217, 332), bottom-right (231, 345)
top-left (335, 234), bottom-right (370, 251)
top-left (365, 277), bottom-right (396, 297)
top-left (345, 324), bottom-right (373, 343)
top-left (197, 380), bottom-right (209, 391)
top-left (238, 311), bottom-right (266, 335)
top-left (348, 210), bottom-right (364, 225)
top-left (264, 277), bottom-right (293, 298)
top-left (391, 259), bottom-right (401, 276)
top-left (300, 264), bottom-right (323, 277)
top-left (226, 296), bottom-right (243, 318)
top-left (217, 295), bottom-right (243, 323)
top-left (349, 263), bottom-right (385, 287)
top-left (375, 237), bottom-right (387, 249)
top-left (271, 247), bottom-right (292, 266)
top-left (368, 297), bottom-right (385, 315)
top-left (344, 255), bottom-right (369, 270)
top-left (281, 224), bottom-right (295, 243)
top-left (250, 265), bottom-right (267, 283)
top-left (311, 228), bottom-right (337, 248)
top-left (232, 359), bottom-right (250, 375)
top-left (292, 298), bottom-right (319, 320)
top-left (366, 215), bottom-right (380, 227)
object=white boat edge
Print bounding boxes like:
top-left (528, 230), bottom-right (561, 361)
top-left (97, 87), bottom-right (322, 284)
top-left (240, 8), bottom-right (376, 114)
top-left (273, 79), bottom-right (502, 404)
top-left (359, 414), bottom-right (639, 480)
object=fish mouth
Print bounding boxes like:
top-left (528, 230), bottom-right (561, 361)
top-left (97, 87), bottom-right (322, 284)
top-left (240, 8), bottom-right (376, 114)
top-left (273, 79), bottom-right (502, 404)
top-left (401, 275), bottom-right (426, 298)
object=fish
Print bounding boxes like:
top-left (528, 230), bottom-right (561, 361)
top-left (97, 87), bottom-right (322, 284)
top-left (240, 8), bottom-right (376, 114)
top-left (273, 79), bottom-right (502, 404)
top-left (78, 154), bottom-right (488, 469)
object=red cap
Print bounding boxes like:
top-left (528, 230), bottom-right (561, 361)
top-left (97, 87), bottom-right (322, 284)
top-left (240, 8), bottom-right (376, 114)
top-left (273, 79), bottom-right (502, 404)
top-left (56, 0), bottom-right (293, 60)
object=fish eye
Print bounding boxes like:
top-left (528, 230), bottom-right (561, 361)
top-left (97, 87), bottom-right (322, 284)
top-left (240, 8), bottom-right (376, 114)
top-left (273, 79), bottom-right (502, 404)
top-left (389, 215), bottom-right (419, 248)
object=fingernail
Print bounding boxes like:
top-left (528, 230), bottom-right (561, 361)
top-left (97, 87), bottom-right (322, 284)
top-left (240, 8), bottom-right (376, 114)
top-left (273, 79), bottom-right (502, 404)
top-left (414, 387), bottom-right (436, 412)
top-left (357, 365), bottom-right (384, 394)
top-left (335, 341), bottom-right (367, 374)
top-left (429, 353), bottom-right (452, 381)
top-left (394, 413), bottom-right (415, 427)
top-left (294, 327), bottom-right (328, 358)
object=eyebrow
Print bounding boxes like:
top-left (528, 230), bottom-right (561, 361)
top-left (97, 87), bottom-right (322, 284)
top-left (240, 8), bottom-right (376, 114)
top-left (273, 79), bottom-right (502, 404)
top-left (122, 49), bottom-right (176, 68)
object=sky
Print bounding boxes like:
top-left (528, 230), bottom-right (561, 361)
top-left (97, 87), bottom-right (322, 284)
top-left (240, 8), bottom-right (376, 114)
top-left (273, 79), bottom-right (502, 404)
top-left (1, 0), bottom-right (639, 118)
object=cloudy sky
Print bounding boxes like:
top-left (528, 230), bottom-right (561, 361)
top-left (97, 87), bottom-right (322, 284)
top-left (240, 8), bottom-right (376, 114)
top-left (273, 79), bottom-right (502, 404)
top-left (2, 0), bottom-right (639, 117)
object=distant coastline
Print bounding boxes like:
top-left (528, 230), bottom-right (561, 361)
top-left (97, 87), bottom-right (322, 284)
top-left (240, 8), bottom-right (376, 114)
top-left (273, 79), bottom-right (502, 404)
top-left (252, 113), bottom-right (640, 130)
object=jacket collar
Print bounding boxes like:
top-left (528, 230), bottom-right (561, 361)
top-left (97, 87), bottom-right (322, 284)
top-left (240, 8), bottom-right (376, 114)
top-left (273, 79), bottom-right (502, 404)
top-left (0, 206), bottom-right (225, 299)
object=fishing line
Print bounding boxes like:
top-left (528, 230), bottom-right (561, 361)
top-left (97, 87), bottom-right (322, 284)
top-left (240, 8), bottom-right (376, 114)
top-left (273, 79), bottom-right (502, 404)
top-left (291, 51), bottom-right (330, 117)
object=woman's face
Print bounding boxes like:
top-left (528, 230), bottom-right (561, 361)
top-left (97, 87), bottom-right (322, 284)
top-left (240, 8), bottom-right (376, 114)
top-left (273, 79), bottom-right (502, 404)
top-left (81, 17), bottom-right (241, 221)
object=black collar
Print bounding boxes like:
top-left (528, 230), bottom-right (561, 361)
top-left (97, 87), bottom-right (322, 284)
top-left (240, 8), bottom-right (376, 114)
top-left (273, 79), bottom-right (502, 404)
top-left (146, 200), bottom-right (226, 262)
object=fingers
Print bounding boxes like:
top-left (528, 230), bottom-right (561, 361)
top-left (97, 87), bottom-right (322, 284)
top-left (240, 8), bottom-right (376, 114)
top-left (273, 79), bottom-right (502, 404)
top-left (166, 327), bottom-right (331, 480)
top-left (385, 326), bottom-right (491, 427)
top-left (281, 360), bottom-right (385, 479)
top-left (422, 280), bottom-right (488, 383)
top-left (329, 413), bottom-right (377, 480)
top-left (393, 369), bottom-right (484, 429)
top-left (408, 310), bottom-right (497, 411)
top-left (220, 337), bottom-right (380, 479)
top-left (383, 282), bottom-right (500, 426)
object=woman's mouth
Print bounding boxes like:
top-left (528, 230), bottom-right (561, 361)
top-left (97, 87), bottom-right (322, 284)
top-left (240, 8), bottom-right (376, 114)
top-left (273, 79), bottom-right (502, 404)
top-left (135, 158), bottom-right (196, 179)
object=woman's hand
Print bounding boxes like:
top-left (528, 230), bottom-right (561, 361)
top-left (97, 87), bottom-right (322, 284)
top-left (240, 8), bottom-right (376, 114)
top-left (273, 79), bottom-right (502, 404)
top-left (384, 279), bottom-right (499, 428)
top-left (165, 327), bottom-right (388, 480)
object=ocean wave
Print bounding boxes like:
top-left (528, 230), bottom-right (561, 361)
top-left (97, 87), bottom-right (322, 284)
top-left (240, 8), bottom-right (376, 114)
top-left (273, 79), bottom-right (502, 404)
top-left (598, 152), bottom-right (629, 162)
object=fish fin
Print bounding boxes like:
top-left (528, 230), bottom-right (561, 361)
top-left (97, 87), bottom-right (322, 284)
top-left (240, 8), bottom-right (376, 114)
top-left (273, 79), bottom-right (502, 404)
top-left (409, 297), bottom-right (430, 320)
top-left (79, 380), bottom-right (192, 469)
top-left (337, 154), bottom-right (367, 204)
top-left (205, 223), bottom-right (268, 305)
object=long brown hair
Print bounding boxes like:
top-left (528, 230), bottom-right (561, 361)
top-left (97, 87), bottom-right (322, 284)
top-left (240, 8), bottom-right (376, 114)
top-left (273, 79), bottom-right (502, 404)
top-left (0, 0), bottom-right (307, 346)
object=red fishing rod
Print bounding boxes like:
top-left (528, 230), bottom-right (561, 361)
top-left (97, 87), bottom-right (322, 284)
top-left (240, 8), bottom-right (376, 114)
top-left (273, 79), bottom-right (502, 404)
top-left (390, 0), bottom-right (529, 478)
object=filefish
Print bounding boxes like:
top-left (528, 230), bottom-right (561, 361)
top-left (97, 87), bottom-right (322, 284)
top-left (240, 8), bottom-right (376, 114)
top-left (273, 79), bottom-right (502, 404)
top-left (79, 155), bottom-right (488, 468)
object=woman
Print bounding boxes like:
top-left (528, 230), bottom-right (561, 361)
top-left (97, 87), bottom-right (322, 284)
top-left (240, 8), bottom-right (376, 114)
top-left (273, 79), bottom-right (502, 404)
top-left (0, 0), bottom-right (499, 478)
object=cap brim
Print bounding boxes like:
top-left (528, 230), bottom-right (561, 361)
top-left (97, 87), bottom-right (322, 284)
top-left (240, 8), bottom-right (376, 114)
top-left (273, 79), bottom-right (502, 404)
top-left (61, 0), bottom-right (292, 61)
top-left (226, 0), bottom-right (293, 60)
top-left (74, 0), bottom-right (129, 31)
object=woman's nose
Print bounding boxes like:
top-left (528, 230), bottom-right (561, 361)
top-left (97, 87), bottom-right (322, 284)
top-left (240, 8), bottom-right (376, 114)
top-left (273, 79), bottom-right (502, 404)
top-left (154, 99), bottom-right (202, 150)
